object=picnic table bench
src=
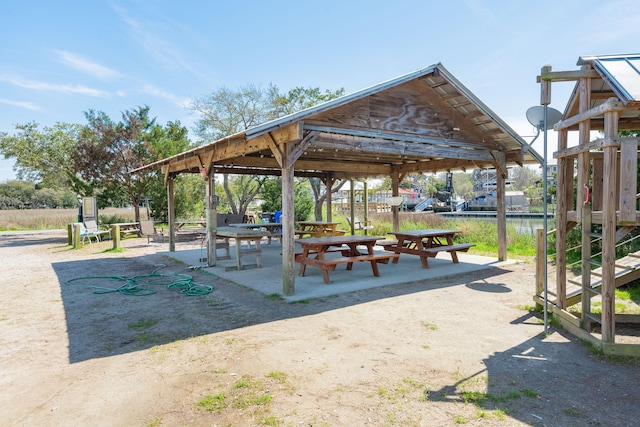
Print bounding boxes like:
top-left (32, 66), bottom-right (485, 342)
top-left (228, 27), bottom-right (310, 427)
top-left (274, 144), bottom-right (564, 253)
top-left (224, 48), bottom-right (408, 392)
top-left (295, 235), bottom-right (399, 284)
top-left (382, 229), bottom-right (474, 268)
top-left (295, 221), bottom-right (347, 238)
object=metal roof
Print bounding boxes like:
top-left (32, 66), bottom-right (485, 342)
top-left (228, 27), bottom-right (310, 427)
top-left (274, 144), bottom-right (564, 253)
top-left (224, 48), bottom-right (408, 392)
top-left (578, 53), bottom-right (640, 103)
top-left (564, 53), bottom-right (640, 130)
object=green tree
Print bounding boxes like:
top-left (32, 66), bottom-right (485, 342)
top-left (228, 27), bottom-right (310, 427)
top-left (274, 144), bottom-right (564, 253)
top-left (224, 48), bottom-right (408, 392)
top-left (0, 122), bottom-right (92, 196)
top-left (259, 177), bottom-right (314, 221)
top-left (0, 180), bottom-right (34, 209)
top-left (189, 84), bottom-right (345, 219)
top-left (73, 106), bottom-right (163, 223)
top-left (309, 177), bottom-right (348, 220)
top-left (143, 121), bottom-right (195, 222)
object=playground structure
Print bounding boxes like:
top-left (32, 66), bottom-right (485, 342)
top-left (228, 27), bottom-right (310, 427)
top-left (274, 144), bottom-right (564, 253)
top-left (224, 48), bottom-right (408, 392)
top-left (534, 54), bottom-right (640, 356)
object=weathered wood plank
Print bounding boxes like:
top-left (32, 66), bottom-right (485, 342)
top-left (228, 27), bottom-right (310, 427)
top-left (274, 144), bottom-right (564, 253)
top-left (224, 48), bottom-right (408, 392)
top-left (620, 139), bottom-right (638, 224)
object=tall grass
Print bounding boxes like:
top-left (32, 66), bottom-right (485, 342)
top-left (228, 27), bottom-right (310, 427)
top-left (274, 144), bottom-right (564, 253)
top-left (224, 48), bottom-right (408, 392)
top-left (333, 211), bottom-right (536, 257)
top-left (2, 207), bottom-right (535, 258)
top-left (0, 208), bottom-right (136, 231)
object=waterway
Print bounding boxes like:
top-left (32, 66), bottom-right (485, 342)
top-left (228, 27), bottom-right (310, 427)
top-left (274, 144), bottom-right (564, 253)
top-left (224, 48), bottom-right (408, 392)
top-left (437, 212), bottom-right (554, 234)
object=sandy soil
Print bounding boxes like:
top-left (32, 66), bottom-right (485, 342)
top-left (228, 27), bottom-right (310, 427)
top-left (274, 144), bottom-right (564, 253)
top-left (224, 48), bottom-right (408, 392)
top-left (1, 230), bottom-right (639, 427)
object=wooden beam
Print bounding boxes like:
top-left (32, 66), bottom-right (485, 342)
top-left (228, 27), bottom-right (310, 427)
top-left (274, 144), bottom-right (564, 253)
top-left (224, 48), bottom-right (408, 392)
top-left (218, 155), bottom-right (392, 175)
top-left (287, 131), bottom-right (319, 169)
top-left (554, 98), bottom-right (625, 131)
top-left (304, 123), bottom-right (501, 150)
top-left (537, 69), bottom-right (600, 82)
top-left (314, 136), bottom-right (495, 162)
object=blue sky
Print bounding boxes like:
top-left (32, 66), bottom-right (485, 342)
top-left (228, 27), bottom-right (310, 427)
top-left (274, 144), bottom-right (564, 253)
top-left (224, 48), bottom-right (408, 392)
top-left (1, 0), bottom-right (639, 182)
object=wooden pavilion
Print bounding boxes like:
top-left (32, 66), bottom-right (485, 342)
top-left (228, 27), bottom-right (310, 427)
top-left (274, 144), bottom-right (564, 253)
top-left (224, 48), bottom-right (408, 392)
top-left (135, 63), bottom-right (541, 296)
top-left (535, 53), bottom-right (640, 356)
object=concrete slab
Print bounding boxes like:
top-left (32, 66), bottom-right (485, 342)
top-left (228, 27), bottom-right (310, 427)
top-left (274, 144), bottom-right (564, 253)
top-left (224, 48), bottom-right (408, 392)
top-left (160, 240), bottom-right (513, 302)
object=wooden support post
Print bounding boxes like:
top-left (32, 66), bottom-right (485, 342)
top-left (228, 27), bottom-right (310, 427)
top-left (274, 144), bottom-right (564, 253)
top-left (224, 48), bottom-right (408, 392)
top-left (281, 143), bottom-right (296, 296)
top-left (326, 175), bottom-right (333, 222)
top-left (168, 176), bottom-right (175, 252)
top-left (540, 65), bottom-right (551, 106)
top-left (349, 179), bottom-right (356, 235)
top-left (363, 180), bottom-right (369, 234)
top-left (601, 111), bottom-right (618, 343)
top-left (111, 224), bottom-right (121, 250)
top-left (496, 162), bottom-right (507, 261)
top-left (73, 223), bottom-right (81, 248)
top-left (581, 204), bottom-right (592, 331)
top-left (535, 228), bottom-right (545, 309)
top-left (576, 74), bottom-right (591, 221)
top-left (206, 169), bottom-right (217, 266)
top-left (556, 130), bottom-right (569, 311)
top-left (391, 171), bottom-right (400, 233)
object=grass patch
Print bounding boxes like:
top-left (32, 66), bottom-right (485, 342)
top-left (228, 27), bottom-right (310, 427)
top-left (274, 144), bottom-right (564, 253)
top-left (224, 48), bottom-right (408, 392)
top-left (422, 321), bottom-right (438, 330)
top-left (258, 415), bottom-right (281, 426)
top-left (196, 393), bottom-right (227, 412)
top-left (266, 371), bottom-right (287, 383)
top-left (265, 293), bottom-right (284, 301)
top-left (563, 407), bottom-right (581, 417)
top-left (128, 318), bottom-right (159, 329)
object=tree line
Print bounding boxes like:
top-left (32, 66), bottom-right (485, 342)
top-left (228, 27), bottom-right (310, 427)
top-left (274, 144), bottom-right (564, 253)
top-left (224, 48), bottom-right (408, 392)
top-left (0, 84), bottom-right (346, 223)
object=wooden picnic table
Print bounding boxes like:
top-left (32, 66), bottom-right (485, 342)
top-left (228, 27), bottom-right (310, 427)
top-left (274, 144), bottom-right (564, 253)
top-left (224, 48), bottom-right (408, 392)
top-left (295, 221), bottom-right (345, 238)
top-left (215, 226), bottom-right (271, 271)
top-left (295, 234), bottom-right (399, 284)
top-left (380, 229), bottom-right (474, 268)
top-left (228, 222), bottom-right (282, 244)
top-left (176, 219), bottom-right (207, 229)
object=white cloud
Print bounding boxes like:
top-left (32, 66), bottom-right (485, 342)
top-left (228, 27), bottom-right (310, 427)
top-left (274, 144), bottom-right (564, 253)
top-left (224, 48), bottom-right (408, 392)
top-left (55, 50), bottom-right (121, 80)
top-left (140, 84), bottom-right (190, 107)
top-left (0, 98), bottom-right (42, 111)
top-left (463, 0), bottom-right (497, 23)
top-left (111, 4), bottom-right (204, 78)
top-left (0, 74), bottom-right (107, 97)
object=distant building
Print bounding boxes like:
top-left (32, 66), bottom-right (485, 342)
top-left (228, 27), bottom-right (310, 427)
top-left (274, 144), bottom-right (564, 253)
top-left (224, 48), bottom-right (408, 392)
top-left (544, 164), bottom-right (558, 187)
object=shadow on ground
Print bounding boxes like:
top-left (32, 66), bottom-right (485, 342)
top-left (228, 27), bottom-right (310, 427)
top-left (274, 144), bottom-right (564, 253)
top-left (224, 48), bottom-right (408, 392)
top-left (54, 250), bottom-right (511, 364)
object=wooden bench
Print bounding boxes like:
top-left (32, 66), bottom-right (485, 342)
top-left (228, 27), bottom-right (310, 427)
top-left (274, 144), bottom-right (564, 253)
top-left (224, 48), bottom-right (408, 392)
top-left (295, 252), bottom-right (399, 284)
top-left (295, 246), bottom-right (350, 257)
top-left (423, 243), bottom-right (475, 263)
top-left (377, 240), bottom-right (413, 249)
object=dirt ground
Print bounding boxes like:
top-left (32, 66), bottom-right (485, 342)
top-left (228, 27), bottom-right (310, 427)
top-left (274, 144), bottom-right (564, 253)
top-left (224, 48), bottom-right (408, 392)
top-left (1, 230), bottom-right (639, 427)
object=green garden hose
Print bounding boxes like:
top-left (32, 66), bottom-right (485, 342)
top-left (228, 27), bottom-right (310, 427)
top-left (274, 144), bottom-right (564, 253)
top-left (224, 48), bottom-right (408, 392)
top-left (66, 264), bottom-right (214, 296)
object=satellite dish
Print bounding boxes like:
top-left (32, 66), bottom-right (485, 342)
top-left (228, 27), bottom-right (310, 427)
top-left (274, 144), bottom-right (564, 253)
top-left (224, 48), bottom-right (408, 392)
top-left (526, 106), bottom-right (563, 130)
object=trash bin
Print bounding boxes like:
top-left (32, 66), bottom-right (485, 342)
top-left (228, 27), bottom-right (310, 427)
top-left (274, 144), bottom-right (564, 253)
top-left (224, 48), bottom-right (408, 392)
top-left (261, 212), bottom-right (275, 223)
top-left (274, 211), bottom-right (282, 223)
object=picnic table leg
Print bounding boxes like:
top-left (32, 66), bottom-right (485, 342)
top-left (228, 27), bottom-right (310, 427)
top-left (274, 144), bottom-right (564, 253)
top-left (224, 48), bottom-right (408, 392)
top-left (417, 238), bottom-right (430, 268)
top-left (235, 238), bottom-right (242, 270)
top-left (446, 235), bottom-right (460, 263)
top-left (369, 260), bottom-right (381, 276)
top-left (298, 248), bottom-right (310, 276)
top-left (321, 268), bottom-right (331, 284)
top-left (255, 239), bottom-right (262, 268)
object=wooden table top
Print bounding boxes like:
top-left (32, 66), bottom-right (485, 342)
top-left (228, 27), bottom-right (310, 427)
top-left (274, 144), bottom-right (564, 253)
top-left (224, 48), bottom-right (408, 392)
top-left (295, 234), bottom-right (383, 247)
top-left (228, 222), bottom-right (281, 228)
top-left (388, 229), bottom-right (460, 238)
top-left (216, 226), bottom-right (271, 238)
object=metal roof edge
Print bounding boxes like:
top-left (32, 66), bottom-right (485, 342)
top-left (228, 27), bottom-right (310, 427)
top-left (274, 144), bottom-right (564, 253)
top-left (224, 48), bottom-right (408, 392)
top-left (577, 53), bottom-right (640, 65)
